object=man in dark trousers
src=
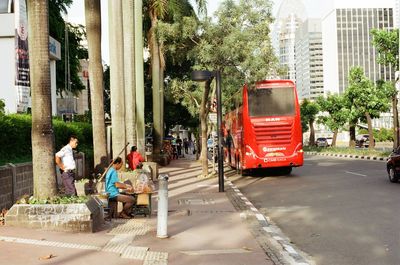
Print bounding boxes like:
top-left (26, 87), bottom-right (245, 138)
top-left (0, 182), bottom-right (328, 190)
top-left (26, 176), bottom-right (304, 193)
top-left (55, 135), bottom-right (79, 195)
top-left (176, 136), bottom-right (183, 157)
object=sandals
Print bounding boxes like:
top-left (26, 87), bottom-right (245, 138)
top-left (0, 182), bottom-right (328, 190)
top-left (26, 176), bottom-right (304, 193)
top-left (119, 212), bottom-right (132, 219)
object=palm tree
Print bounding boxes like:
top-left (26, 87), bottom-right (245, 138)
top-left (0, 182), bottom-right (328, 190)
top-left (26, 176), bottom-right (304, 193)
top-left (109, 0), bottom-right (127, 163)
top-left (27, 0), bottom-right (57, 198)
top-left (135, 0), bottom-right (145, 155)
top-left (84, 0), bottom-right (107, 173)
top-left (123, 0), bottom-right (137, 150)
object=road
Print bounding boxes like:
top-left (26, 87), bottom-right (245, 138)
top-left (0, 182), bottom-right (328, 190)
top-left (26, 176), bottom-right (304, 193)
top-left (230, 155), bottom-right (400, 265)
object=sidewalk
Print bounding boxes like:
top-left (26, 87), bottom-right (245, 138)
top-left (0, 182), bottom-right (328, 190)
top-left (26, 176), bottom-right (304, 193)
top-left (0, 155), bottom-right (274, 265)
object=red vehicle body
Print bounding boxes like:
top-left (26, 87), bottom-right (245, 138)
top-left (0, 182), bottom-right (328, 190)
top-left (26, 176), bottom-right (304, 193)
top-left (223, 80), bottom-right (303, 174)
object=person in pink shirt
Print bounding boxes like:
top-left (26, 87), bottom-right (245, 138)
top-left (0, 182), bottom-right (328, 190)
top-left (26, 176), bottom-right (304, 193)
top-left (127, 146), bottom-right (145, 170)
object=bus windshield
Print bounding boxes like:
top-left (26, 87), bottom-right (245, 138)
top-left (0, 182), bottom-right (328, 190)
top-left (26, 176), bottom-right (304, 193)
top-left (248, 87), bottom-right (295, 117)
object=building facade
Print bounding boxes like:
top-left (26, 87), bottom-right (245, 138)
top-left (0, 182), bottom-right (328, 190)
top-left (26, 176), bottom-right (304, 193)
top-left (272, 0), bottom-right (307, 82)
top-left (322, 0), bottom-right (395, 95)
top-left (295, 19), bottom-right (324, 100)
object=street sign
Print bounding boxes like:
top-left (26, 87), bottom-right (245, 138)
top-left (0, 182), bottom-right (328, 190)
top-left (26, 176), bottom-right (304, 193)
top-left (208, 113), bottom-right (217, 124)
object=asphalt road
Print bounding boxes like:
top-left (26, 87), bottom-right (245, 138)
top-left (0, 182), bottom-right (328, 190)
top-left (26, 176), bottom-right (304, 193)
top-left (231, 155), bottom-right (400, 265)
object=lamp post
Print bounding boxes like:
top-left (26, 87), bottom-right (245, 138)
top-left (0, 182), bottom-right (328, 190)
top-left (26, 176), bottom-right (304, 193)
top-left (191, 70), bottom-right (224, 192)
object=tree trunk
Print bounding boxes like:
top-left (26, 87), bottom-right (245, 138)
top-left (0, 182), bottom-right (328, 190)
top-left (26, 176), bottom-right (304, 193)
top-left (308, 120), bottom-right (315, 146)
top-left (392, 95), bottom-right (399, 148)
top-left (332, 128), bottom-right (338, 147)
top-left (349, 124), bottom-right (356, 147)
top-left (134, 0), bottom-right (145, 154)
top-left (200, 81), bottom-right (211, 177)
top-left (28, 0), bottom-right (57, 198)
top-left (123, 0), bottom-right (136, 151)
top-left (109, 0), bottom-right (126, 163)
top-left (150, 15), bottom-right (162, 158)
top-left (366, 112), bottom-right (375, 149)
top-left (85, 0), bottom-right (107, 174)
top-left (160, 64), bottom-right (165, 143)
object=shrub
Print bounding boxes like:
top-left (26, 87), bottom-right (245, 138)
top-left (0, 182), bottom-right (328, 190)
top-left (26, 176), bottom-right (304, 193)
top-left (0, 114), bottom-right (93, 166)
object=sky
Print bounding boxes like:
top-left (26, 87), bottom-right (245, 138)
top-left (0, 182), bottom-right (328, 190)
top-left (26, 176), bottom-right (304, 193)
top-left (66, 0), bottom-right (282, 64)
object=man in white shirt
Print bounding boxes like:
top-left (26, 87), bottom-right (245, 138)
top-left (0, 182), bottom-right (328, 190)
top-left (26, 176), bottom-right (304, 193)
top-left (55, 135), bottom-right (79, 195)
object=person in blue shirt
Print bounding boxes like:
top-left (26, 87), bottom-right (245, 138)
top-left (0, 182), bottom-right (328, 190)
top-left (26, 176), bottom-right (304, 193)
top-left (105, 157), bottom-right (135, 219)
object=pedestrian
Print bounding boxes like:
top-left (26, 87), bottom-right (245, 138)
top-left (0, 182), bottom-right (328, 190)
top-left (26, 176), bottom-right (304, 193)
top-left (176, 136), bottom-right (183, 157)
top-left (55, 135), bottom-right (78, 196)
top-left (183, 138), bottom-right (189, 154)
top-left (105, 157), bottom-right (136, 219)
top-left (126, 146), bottom-right (145, 170)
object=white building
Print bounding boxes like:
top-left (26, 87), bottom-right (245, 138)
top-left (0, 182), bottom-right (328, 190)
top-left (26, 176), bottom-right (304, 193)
top-left (322, 0), bottom-right (395, 95)
top-left (272, 0), bottom-right (307, 81)
top-left (0, 0), bottom-right (61, 115)
top-left (295, 19), bottom-right (324, 100)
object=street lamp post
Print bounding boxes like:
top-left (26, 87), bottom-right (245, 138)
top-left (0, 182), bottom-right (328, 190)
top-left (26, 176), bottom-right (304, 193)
top-left (192, 70), bottom-right (224, 192)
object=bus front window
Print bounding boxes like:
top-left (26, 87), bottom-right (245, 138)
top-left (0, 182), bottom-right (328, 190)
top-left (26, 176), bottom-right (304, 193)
top-left (248, 87), bottom-right (295, 117)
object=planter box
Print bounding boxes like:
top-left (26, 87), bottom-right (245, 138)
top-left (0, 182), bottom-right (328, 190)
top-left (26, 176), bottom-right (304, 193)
top-left (5, 197), bottom-right (104, 233)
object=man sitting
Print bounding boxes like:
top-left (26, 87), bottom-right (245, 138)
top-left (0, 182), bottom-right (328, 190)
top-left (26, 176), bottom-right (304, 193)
top-left (105, 157), bottom-right (136, 219)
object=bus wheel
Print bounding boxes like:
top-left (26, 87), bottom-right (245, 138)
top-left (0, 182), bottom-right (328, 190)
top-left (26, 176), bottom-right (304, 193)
top-left (281, 167), bottom-right (292, 175)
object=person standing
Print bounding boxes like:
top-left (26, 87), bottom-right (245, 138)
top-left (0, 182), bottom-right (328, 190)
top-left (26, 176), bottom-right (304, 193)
top-left (126, 146), bottom-right (145, 170)
top-left (55, 135), bottom-right (78, 196)
top-left (176, 136), bottom-right (183, 157)
top-left (183, 138), bottom-right (189, 154)
top-left (106, 157), bottom-right (135, 219)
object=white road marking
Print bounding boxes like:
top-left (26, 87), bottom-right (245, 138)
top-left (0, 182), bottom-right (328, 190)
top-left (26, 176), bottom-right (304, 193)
top-left (345, 171), bottom-right (367, 177)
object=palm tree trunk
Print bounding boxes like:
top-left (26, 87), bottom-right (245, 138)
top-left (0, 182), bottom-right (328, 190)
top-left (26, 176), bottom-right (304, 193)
top-left (109, 0), bottom-right (126, 163)
top-left (85, 0), bottom-right (107, 173)
top-left (27, 0), bottom-right (57, 198)
top-left (159, 63), bottom-right (165, 143)
top-left (150, 15), bottom-right (162, 158)
top-left (134, 0), bottom-right (145, 155)
top-left (123, 0), bottom-right (136, 150)
top-left (200, 80), bottom-right (211, 177)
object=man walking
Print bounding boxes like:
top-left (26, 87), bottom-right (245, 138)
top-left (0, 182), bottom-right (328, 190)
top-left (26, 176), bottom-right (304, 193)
top-left (55, 135), bottom-right (78, 196)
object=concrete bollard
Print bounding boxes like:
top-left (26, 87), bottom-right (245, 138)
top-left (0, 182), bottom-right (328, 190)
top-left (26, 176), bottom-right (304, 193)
top-left (157, 174), bottom-right (169, 238)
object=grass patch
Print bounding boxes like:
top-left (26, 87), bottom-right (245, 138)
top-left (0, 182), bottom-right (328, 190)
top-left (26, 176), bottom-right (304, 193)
top-left (304, 146), bottom-right (391, 157)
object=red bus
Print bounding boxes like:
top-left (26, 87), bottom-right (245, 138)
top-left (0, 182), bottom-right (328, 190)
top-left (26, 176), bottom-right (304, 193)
top-left (223, 80), bottom-right (303, 174)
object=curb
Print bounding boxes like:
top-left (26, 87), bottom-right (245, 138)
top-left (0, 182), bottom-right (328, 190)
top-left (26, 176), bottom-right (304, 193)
top-left (304, 152), bottom-right (387, 161)
top-left (224, 174), bottom-right (313, 265)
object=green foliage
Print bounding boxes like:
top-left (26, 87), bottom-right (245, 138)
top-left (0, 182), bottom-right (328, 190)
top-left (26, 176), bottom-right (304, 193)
top-left (371, 29), bottom-right (399, 70)
top-left (0, 114), bottom-right (93, 166)
top-left (0, 99), bottom-right (5, 114)
top-left (49, 0), bottom-right (88, 96)
top-left (359, 128), bottom-right (394, 142)
top-left (345, 67), bottom-right (391, 122)
top-left (300, 99), bottom-right (319, 132)
top-left (303, 146), bottom-right (391, 158)
top-left (316, 94), bottom-right (348, 132)
top-left (17, 195), bottom-right (89, 205)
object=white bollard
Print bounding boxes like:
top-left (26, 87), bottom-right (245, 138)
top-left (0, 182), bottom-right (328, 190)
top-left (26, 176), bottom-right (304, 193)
top-left (157, 174), bottom-right (169, 238)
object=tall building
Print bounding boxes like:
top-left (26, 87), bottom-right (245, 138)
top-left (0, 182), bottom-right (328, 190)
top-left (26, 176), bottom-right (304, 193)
top-left (295, 19), bottom-right (324, 100)
top-left (322, 0), bottom-right (395, 95)
top-left (272, 0), bottom-right (307, 81)
top-left (395, 0), bottom-right (400, 27)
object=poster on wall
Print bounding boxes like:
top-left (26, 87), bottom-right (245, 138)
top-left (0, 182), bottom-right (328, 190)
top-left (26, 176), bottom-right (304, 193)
top-left (14, 0), bottom-right (30, 112)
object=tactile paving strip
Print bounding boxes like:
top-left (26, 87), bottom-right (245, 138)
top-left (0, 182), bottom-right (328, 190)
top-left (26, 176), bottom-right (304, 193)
top-left (102, 234), bottom-right (135, 253)
top-left (143, 251), bottom-right (168, 265)
top-left (121, 246), bottom-right (149, 260)
top-left (108, 220), bottom-right (151, 236)
top-left (0, 236), bottom-right (101, 251)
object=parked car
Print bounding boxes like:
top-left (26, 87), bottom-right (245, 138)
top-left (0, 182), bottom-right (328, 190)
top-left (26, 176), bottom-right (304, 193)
top-left (315, 137), bottom-right (328, 147)
top-left (355, 134), bottom-right (374, 148)
top-left (386, 148), bottom-right (400, 183)
top-left (326, 137), bottom-right (333, 147)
